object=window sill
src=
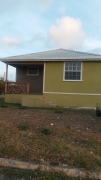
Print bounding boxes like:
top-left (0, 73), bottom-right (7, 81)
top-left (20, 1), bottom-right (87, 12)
top-left (62, 80), bottom-right (82, 82)
top-left (27, 74), bottom-right (39, 76)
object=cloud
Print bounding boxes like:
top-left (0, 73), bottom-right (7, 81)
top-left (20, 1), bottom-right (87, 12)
top-left (2, 36), bottom-right (19, 47)
top-left (83, 38), bottom-right (101, 50)
top-left (82, 38), bottom-right (101, 54)
top-left (49, 16), bottom-right (86, 49)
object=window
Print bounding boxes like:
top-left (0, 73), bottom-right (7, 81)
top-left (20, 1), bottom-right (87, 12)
top-left (64, 62), bottom-right (82, 81)
top-left (27, 67), bottom-right (39, 75)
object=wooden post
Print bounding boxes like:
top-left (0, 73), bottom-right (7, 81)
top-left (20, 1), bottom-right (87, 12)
top-left (27, 83), bottom-right (29, 94)
top-left (5, 82), bottom-right (7, 94)
top-left (5, 63), bottom-right (8, 81)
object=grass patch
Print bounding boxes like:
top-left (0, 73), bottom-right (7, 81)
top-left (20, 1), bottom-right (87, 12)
top-left (0, 98), bottom-right (8, 108)
top-left (41, 128), bottom-right (51, 135)
top-left (18, 124), bottom-right (29, 131)
top-left (18, 106), bottom-right (28, 109)
top-left (0, 104), bottom-right (8, 108)
top-left (97, 160), bottom-right (101, 167)
top-left (0, 98), bottom-right (31, 109)
top-left (0, 99), bottom-right (101, 172)
top-left (0, 167), bottom-right (98, 180)
top-left (54, 109), bottom-right (63, 113)
top-left (74, 157), bottom-right (88, 168)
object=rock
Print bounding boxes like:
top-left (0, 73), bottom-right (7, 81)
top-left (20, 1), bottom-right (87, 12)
top-left (50, 161), bottom-right (59, 166)
top-left (39, 158), bottom-right (45, 164)
top-left (50, 123), bottom-right (53, 126)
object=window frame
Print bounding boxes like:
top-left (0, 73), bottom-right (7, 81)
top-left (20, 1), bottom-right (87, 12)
top-left (27, 66), bottom-right (39, 76)
top-left (63, 62), bottom-right (82, 81)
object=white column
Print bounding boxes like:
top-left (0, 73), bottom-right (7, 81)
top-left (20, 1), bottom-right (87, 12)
top-left (5, 63), bottom-right (8, 81)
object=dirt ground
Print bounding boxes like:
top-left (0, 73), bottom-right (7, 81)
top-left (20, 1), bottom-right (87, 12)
top-left (0, 104), bottom-right (101, 171)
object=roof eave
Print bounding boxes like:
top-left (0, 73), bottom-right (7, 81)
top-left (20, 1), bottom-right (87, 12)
top-left (1, 57), bottom-right (101, 62)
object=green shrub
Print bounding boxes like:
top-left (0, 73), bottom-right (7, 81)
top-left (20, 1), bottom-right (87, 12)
top-left (96, 104), bottom-right (101, 117)
top-left (0, 80), bottom-right (5, 93)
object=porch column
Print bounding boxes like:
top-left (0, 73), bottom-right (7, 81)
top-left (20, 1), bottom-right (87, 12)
top-left (5, 63), bottom-right (8, 93)
top-left (5, 63), bottom-right (8, 81)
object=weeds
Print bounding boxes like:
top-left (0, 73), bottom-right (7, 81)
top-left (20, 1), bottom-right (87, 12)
top-left (74, 157), bottom-right (87, 168)
top-left (96, 104), bottom-right (101, 117)
top-left (0, 104), bottom-right (8, 108)
top-left (0, 167), bottom-right (98, 180)
top-left (18, 124), bottom-right (29, 131)
top-left (0, 99), bottom-right (101, 172)
top-left (54, 109), bottom-right (63, 113)
top-left (41, 128), bottom-right (51, 135)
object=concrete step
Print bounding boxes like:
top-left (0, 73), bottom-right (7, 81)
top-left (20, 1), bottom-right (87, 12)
top-left (21, 95), bottom-right (56, 108)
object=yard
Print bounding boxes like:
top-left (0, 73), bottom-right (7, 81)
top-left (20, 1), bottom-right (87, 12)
top-left (0, 97), bottom-right (101, 174)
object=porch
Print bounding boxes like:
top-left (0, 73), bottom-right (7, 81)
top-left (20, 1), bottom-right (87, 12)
top-left (5, 94), bottom-right (56, 108)
top-left (5, 82), bottom-right (30, 94)
top-left (5, 63), bottom-right (44, 94)
top-left (4, 82), bottom-right (53, 107)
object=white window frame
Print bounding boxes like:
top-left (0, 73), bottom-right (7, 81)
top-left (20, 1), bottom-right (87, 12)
top-left (27, 67), bottom-right (39, 76)
top-left (63, 62), bottom-right (82, 81)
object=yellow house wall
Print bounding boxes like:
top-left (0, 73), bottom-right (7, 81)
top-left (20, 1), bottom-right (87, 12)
top-left (43, 93), bottom-right (101, 107)
top-left (44, 62), bottom-right (101, 94)
top-left (4, 61), bottom-right (101, 108)
top-left (44, 62), bottom-right (101, 107)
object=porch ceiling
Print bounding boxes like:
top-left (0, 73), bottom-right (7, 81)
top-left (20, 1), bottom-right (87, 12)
top-left (5, 62), bottom-right (44, 68)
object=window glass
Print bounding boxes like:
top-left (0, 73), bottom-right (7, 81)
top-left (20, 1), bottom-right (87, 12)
top-left (64, 62), bottom-right (81, 80)
top-left (28, 67), bottom-right (39, 75)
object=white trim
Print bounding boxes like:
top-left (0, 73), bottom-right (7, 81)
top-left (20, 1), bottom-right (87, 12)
top-left (27, 66), bottom-right (39, 76)
top-left (63, 62), bottom-right (65, 81)
top-left (62, 80), bottom-right (82, 82)
top-left (63, 62), bottom-right (82, 81)
top-left (43, 91), bottom-right (101, 96)
top-left (5, 63), bottom-right (8, 81)
top-left (43, 63), bottom-right (46, 93)
top-left (81, 62), bottom-right (83, 81)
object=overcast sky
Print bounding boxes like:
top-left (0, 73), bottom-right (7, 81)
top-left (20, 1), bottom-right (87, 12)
top-left (0, 0), bottom-right (101, 80)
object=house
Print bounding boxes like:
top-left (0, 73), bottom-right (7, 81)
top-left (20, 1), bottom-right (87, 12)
top-left (1, 48), bottom-right (101, 108)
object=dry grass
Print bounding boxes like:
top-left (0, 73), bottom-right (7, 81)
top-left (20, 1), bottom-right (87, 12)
top-left (0, 98), bottom-right (101, 172)
top-left (0, 167), bottom-right (97, 180)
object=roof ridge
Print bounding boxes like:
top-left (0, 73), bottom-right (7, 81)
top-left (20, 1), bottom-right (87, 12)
top-left (59, 48), bottom-right (101, 56)
top-left (1, 48), bottom-right (101, 60)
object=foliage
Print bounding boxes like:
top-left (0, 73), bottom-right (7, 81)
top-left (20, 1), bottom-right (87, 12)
top-left (96, 104), bottom-right (101, 117)
top-left (0, 79), bottom-right (5, 93)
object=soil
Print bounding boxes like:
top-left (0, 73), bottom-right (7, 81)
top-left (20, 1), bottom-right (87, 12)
top-left (0, 105), bottom-right (101, 171)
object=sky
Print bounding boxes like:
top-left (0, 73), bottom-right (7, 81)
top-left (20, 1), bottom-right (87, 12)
top-left (0, 0), bottom-right (101, 80)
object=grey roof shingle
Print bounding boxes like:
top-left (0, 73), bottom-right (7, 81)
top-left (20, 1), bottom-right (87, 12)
top-left (1, 48), bottom-right (101, 62)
